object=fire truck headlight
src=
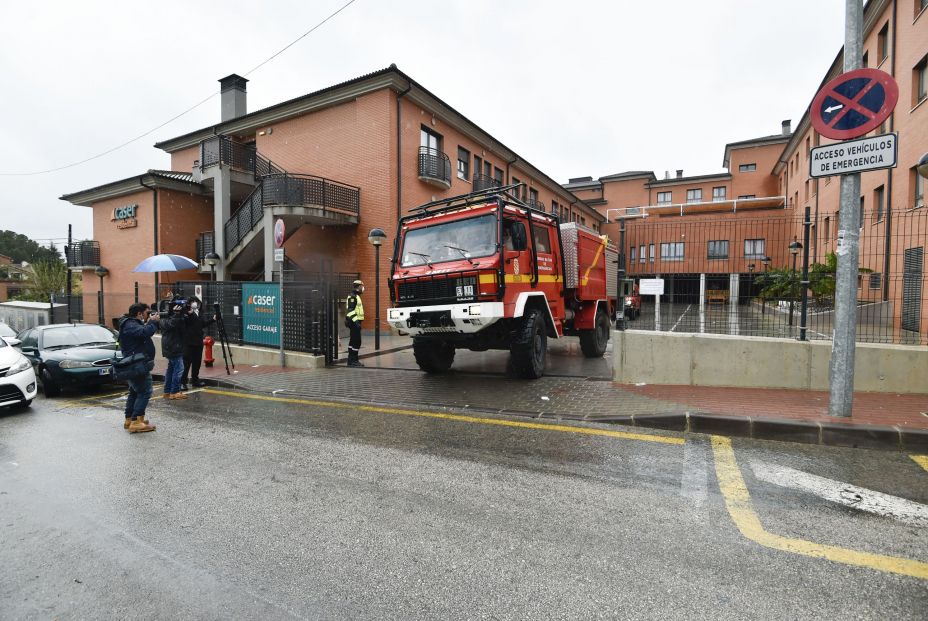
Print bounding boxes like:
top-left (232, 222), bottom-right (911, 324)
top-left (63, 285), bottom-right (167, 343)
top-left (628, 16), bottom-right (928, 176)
top-left (388, 309), bottom-right (402, 321)
top-left (468, 305), bottom-right (482, 316)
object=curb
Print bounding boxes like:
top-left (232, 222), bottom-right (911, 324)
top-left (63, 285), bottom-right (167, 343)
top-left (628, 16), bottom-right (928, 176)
top-left (585, 411), bottom-right (928, 452)
top-left (151, 372), bottom-right (928, 452)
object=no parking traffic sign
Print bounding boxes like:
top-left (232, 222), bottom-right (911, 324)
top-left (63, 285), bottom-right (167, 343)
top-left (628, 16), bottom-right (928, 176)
top-left (811, 68), bottom-right (898, 140)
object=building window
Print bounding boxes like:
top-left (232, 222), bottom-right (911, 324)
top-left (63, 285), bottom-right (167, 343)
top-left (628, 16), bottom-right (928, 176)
top-left (512, 175), bottom-right (521, 190)
top-left (824, 216), bottom-right (831, 240)
top-left (708, 240), bottom-right (729, 260)
top-left (804, 180), bottom-right (809, 201)
top-left (859, 196), bottom-right (865, 228)
top-left (649, 243), bottom-right (655, 262)
top-left (639, 245), bottom-right (646, 263)
top-left (530, 187), bottom-right (539, 204)
top-left (686, 189), bottom-right (702, 203)
top-left (457, 147), bottom-right (470, 180)
top-left (862, 51), bottom-right (869, 68)
top-left (805, 136), bottom-right (811, 156)
top-left (869, 273), bottom-right (882, 289)
top-left (581, 217), bottom-right (586, 226)
top-left (550, 197), bottom-right (557, 215)
top-left (420, 126), bottom-right (442, 152)
top-left (660, 242), bottom-right (684, 261)
top-left (493, 167), bottom-right (504, 184)
top-left (474, 155), bottom-right (482, 179)
top-left (877, 22), bottom-right (889, 65)
top-left (630, 246), bottom-right (637, 263)
top-left (739, 163), bottom-right (757, 172)
top-left (875, 185), bottom-right (885, 222)
top-left (712, 186), bottom-right (727, 202)
top-left (744, 238), bottom-right (765, 259)
top-left (657, 191), bottom-right (672, 205)
top-left (738, 194), bottom-right (756, 200)
top-left (914, 167), bottom-right (925, 208)
top-left (915, 55), bottom-right (927, 106)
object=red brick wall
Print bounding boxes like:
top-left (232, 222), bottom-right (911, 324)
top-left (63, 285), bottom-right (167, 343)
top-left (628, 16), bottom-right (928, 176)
top-left (171, 145), bottom-right (200, 173)
top-left (157, 188), bottom-right (213, 287)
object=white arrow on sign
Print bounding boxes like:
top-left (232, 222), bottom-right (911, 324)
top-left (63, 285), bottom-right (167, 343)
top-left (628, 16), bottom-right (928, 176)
top-left (824, 104), bottom-right (844, 114)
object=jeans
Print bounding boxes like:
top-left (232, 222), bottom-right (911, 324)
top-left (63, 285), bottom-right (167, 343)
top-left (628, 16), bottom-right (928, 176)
top-left (125, 373), bottom-right (153, 419)
top-left (164, 356), bottom-right (185, 394)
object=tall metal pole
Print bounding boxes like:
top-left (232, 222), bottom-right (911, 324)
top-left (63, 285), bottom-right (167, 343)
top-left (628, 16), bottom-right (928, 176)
top-left (278, 258), bottom-right (285, 367)
top-left (617, 218), bottom-right (626, 330)
top-left (829, 0), bottom-right (863, 418)
top-left (66, 224), bottom-right (72, 323)
top-left (789, 251), bottom-right (797, 329)
top-left (799, 207), bottom-right (812, 341)
top-left (374, 245), bottom-right (381, 351)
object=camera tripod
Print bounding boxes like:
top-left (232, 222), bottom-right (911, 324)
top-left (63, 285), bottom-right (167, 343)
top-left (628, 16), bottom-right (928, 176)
top-left (213, 302), bottom-right (236, 375)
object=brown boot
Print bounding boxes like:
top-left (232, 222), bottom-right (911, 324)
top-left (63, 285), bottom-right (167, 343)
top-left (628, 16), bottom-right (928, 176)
top-left (124, 417), bottom-right (149, 430)
top-left (128, 417), bottom-right (156, 433)
top-left (162, 393), bottom-right (172, 400)
top-left (172, 392), bottom-right (188, 400)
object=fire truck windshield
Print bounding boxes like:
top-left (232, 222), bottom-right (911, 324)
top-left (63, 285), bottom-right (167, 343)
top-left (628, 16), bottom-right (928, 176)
top-left (400, 214), bottom-right (497, 267)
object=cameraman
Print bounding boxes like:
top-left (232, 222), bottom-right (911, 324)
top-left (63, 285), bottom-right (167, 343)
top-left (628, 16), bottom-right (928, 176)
top-left (160, 296), bottom-right (188, 400)
top-left (181, 295), bottom-right (215, 391)
top-left (118, 303), bottom-right (159, 433)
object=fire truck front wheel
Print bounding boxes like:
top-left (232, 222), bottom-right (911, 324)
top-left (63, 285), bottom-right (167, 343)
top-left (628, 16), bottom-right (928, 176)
top-left (580, 308), bottom-right (610, 358)
top-left (510, 308), bottom-right (547, 379)
top-left (413, 338), bottom-right (455, 373)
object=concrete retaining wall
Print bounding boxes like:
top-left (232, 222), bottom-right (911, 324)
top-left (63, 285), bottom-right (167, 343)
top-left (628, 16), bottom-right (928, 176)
top-left (152, 335), bottom-right (324, 369)
top-left (613, 330), bottom-right (928, 394)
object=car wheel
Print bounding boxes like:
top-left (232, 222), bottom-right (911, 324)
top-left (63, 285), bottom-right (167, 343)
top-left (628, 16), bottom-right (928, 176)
top-left (41, 368), bottom-right (61, 398)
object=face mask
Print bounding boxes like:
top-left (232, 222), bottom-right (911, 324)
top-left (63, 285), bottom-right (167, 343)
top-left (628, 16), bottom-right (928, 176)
top-left (191, 303), bottom-right (199, 310)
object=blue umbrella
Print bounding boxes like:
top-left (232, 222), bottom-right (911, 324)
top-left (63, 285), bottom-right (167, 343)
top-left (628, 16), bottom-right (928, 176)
top-left (132, 254), bottom-right (199, 273)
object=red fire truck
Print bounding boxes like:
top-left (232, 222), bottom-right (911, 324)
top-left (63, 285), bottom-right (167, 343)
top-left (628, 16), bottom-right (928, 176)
top-left (387, 185), bottom-right (618, 378)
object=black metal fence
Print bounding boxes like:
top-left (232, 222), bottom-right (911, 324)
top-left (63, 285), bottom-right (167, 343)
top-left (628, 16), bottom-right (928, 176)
top-left (65, 240), bottom-right (100, 267)
top-left (622, 208), bottom-right (927, 345)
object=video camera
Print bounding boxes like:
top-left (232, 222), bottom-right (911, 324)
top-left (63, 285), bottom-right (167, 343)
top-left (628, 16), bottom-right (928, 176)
top-left (153, 295), bottom-right (192, 315)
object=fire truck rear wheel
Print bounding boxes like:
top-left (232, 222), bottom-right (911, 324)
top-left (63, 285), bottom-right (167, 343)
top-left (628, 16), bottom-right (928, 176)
top-left (580, 308), bottom-right (610, 358)
top-left (413, 338), bottom-right (455, 373)
top-left (510, 308), bottom-right (547, 379)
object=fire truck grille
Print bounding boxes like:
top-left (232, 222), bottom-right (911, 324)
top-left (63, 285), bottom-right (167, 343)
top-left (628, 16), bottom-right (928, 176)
top-left (397, 276), bottom-right (477, 305)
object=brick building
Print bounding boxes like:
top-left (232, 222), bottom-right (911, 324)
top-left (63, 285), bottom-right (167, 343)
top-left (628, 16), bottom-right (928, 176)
top-left (567, 0), bottom-right (927, 339)
top-left (61, 66), bottom-right (602, 329)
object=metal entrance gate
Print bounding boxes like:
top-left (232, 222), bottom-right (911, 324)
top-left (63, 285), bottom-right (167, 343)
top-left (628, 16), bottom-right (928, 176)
top-left (165, 276), bottom-right (344, 365)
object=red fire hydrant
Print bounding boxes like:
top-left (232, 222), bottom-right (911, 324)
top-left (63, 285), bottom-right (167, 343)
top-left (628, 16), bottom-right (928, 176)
top-left (203, 336), bottom-right (215, 368)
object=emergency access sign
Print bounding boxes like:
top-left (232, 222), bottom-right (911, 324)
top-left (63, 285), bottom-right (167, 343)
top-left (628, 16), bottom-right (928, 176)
top-left (809, 133), bottom-right (897, 179)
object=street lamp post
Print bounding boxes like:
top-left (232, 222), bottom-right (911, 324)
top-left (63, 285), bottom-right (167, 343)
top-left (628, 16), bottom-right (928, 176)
top-left (788, 240), bottom-right (802, 329)
top-left (94, 266), bottom-right (109, 327)
top-left (367, 228), bottom-right (387, 351)
top-left (205, 252), bottom-right (220, 282)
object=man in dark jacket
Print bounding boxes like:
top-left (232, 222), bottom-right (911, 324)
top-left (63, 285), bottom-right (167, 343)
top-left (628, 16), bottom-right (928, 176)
top-left (160, 299), bottom-right (187, 400)
top-left (118, 303), bottom-right (159, 433)
top-left (181, 296), bottom-right (214, 391)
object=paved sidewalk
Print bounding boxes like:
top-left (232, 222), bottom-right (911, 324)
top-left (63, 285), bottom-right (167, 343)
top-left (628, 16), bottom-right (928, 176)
top-left (153, 350), bottom-right (928, 451)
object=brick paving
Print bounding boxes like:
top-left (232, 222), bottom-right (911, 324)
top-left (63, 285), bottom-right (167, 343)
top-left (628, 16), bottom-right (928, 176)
top-left (156, 356), bottom-right (928, 434)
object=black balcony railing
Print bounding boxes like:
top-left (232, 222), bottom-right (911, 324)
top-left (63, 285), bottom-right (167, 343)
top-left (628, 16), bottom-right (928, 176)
top-left (65, 240), bottom-right (100, 268)
top-left (224, 173), bottom-right (361, 255)
top-left (472, 173), bottom-right (502, 192)
top-left (195, 231), bottom-right (215, 264)
top-left (527, 199), bottom-right (546, 212)
top-left (200, 136), bottom-right (257, 172)
top-left (417, 146), bottom-right (452, 187)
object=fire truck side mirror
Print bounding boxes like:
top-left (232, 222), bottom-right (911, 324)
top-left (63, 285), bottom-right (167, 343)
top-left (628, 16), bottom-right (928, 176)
top-left (509, 222), bottom-right (527, 251)
top-left (621, 279), bottom-right (635, 297)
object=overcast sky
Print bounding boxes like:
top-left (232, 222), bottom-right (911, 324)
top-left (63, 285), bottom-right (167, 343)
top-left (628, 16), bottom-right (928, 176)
top-left (0, 0), bottom-right (847, 246)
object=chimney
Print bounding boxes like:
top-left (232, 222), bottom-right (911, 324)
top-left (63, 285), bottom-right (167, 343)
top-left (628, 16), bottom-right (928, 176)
top-left (664, 170), bottom-right (670, 180)
top-left (781, 119), bottom-right (791, 135)
top-left (219, 74), bottom-right (248, 122)
top-left (676, 169), bottom-right (683, 179)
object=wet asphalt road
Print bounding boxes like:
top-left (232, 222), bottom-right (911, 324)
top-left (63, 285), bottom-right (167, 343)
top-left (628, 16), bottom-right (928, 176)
top-left (1, 388), bottom-right (926, 620)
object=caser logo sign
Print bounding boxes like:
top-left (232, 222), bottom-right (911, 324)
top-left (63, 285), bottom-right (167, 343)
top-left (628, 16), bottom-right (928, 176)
top-left (247, 295), bottom-right (276, 306)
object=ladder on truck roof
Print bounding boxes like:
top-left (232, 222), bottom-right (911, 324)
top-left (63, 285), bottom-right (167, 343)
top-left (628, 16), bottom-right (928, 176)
top-left (403, 183), bottom-right (556, 222)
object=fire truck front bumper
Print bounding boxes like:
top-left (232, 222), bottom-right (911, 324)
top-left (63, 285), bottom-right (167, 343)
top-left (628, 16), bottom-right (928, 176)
top-left (387, 302), bottom-right (504, 335)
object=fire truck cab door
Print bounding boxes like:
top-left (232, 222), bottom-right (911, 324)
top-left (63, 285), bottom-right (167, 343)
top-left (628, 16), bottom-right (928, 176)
top-left (503, 217), bottom-right (531, 284)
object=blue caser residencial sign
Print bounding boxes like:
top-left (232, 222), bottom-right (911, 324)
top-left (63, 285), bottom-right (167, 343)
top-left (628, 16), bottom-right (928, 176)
top-left (242, 283), bottom-right (281, 347)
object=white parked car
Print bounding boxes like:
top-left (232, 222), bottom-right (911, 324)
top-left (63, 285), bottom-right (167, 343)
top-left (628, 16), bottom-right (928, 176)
top-left (0, 322), bottom-right (20, 347)
top-left (0, 334), bottom-right (37, 409)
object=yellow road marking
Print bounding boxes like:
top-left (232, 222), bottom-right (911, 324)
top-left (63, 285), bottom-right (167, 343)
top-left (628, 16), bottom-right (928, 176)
top-left (711, 435), bottom-right (928, 580)
top-left (911, 455), bottom-right (928, 473)
top-left (202, 388), bottom-right (683, 445)
top-left (61, 385), bottom-right (164, 407)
